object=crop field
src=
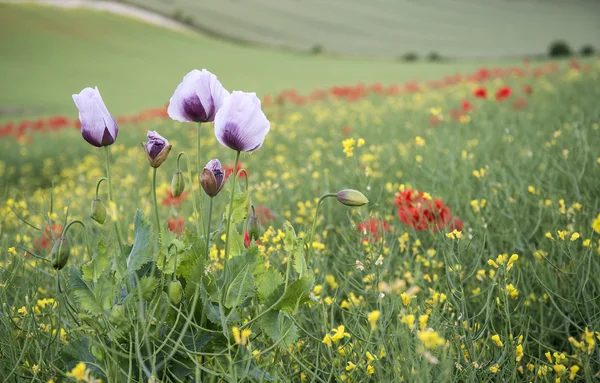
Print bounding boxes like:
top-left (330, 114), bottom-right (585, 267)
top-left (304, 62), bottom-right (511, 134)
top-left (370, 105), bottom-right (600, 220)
top-left (124, 0), bottom-right (600, 58)
top-left (0, 4), bottom-right (528, 120)
top-left (1, 44), bottom-right (600, 382)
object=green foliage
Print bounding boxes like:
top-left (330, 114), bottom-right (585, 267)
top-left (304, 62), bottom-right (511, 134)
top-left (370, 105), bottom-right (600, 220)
top-left (548, 40), bottom-right (573, 57)
top-left (68, 266), bottom-right (114, 315)
top-left (82, 240), bottom-right (109, 282)
top-left (222, 247), bottom-right (258, 308)
top-left (125, 209), bottom-right (153, 275)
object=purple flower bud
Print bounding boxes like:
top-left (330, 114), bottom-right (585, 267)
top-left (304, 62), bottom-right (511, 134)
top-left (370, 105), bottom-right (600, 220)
top-left (214, 91), bottom-right (270, 152)
top-left (168, 69), bottom-right (230, 123)
top-left (72, 87), bottom-right (118, 147)
top-left (200, 159), bottom-right (226, 197)
top-left (142, 131), bottom-right (172, 168)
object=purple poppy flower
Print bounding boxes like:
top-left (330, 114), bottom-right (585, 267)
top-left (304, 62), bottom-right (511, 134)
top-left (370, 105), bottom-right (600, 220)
top-left (200, 159), bottom-right (226, 197)
top-left (72, 87), bottom-right (118, 147)
top-left (142, 131), bottom-right (172, 168)
top-left (168, 69), bottom-right (230, 123)
top-left (214, 91), bottom-right (270, 152)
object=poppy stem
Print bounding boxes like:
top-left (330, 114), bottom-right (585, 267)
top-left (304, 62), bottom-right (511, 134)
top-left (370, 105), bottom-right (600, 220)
top-left (205, 197), bottom-right (214, 259)
top-left (224, 151), bottom-right (241, 262)
top-left (152, 167), bottom-right (161, 234)
top-left (104, 146), bottom-right (126, 260)
top-left (94, 177), bottom-right (107, 199)
top-left (196, 122), bottom-right (206, 238)
top-left (176, 152), bottom-right (201, 237)
top-left (62, 219), bottom-right (93, 260)
top-left (306, 193), bottom-right (337, 264)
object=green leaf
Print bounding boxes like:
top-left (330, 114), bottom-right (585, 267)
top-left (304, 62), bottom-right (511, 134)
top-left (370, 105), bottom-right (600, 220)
top-left (224, 189), bottom-right (249, 225)
top-left (126, 209), bottom-right (153, 275)
top-left (258, 310), bottom-right (299, 350)
top-left (68, 267), bottom-right (107, 315)
top-left (283, 221), bottom-right (308, 278)
top-left (223, 248), bottom-right (258, 308)
top-left (274, 276), bottom-right (314, 314)
top-left (283, 221), bottom-right (298, 252)
top-left (82, 240), bottom-right (109, 282)
top-left (256, 268), bottom-right (284, 302)
top-left (227, 226), bottom-right (245, 258)
top-left (177, 231), bottom-right (205, 280)
top-left (292, 248), bottom-right (307, 279)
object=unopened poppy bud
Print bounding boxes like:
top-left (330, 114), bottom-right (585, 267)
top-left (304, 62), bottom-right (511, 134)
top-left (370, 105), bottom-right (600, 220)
top-left (200, 159), bottom-right (225, 197)
top-left (90, 198), bottom-right (107, 225)
top-left (168, 280), bottom-right (183, 305)
top-left (247, 214), bottom-right (261, 241)
top-left (171, 171), bottom-right (186, 197)
top-left (51, 237), bottom-right (71, 270)
top-left (336, 189), bottom-right (369, 207)
top-left (142, 131), bottom-right (171, 168)
top-left (109, 304), bottom-right (126, 325)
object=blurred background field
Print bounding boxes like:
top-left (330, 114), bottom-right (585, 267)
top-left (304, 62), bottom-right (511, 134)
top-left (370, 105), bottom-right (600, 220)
top-left (1, 1), bottom-right (598, 119)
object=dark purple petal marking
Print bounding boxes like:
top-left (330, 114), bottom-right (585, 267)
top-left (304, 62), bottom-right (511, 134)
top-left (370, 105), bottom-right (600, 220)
top-left (182, 95), bottom-right (208, 122)
top-left (221, 122), bottom-right (247, 152)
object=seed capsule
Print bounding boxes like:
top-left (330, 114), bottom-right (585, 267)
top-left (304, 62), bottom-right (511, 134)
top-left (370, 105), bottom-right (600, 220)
top-left (171, 171), bottom-right (186, 197)
top-left (90, 198), bottom-right (107, 225)
top-left (50, 237), bottom-right (71, 270)
top-left (168, 280), bottom-right (183, 305)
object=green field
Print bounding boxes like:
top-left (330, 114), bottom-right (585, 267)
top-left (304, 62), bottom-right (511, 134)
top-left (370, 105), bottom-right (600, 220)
top-left (126, 0), bottom-right (600, 58)
top-left (0, 4), bottom-right (534, 119)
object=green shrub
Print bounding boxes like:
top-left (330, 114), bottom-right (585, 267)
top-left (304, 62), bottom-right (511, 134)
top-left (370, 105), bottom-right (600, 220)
top-left (548, 40), bottom-right (572, 57)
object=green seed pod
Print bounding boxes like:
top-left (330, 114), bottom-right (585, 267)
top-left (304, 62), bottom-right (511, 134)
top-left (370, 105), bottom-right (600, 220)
top-left (109, 304), bottom-right (126, 325)
top-left (50, 237), bottom-right (71, 270)
top-left (90, 198), bottom-right (107, 225)
top-left (336, 189), bottom-right (369, 207)
top-left (91, 345), bottom-right (104, 361)
top-left (167, 280), bottom-right (183, 305)
top-left (247, 214), bottom-right (261, 241)
top-left (171, 171), bottom-right (186, 197)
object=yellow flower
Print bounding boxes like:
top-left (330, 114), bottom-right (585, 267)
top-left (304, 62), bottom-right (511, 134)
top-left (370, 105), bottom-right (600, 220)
top-left (233, 327), bottom-right (250, 345)
top-left (545, 232), bottom-right (554, 240)
top-left (331, 325), bottom-right (350, 342)
top-left (570, 232), bottom-right (580, 241)
top-left (506, 254), bottom-right (518, 271)
top-left (489, 364), bottom-right (500, 374)
top-left (365, 351), bottom-right (376, 363)
top-left (516, 344), bottom-right (524, 362)
top-left (400, 314), bottom-right (415, 330)
top-left (418, 314), bottom-right (429, 330)
top-left (67, 362), bottom-right (87, 381)
top-left (446, 230), bottom-right (462, 240)
top-left (8, 247), bottom-right (17, 255)
top-left (313, 284), bottom-right (323, 295)
top-left (487, 259), bottom-right (499, 269)
top-left (368, 310), bottom-right (381, 331)
top-left (345, 361), bottom-right (356, 371)
top-left (417, 330), bottom-right (445, 349)
top-left (545, 351), bottom-right (553, 363)
top-left (357, 138), bottom-right (365, 147)
top-left (415, 136), bottom-right (425, 146)
top-left (322, 334), bottom-right (333, 347)
top-left (528, 186), bottom-right (537, 195)
top-left (569, 365), bottom-right (580, 380)
top-left (557, 230), bottom-right (567, 240)
top-left (400, 292), bottom-right (412, 307)
top-left (506, 284), bottom-right (519, 299)
top-left (17, 306), bottom-right (27, 316)
top-left (366, 365), bottom-right (375, 375)
top-left (592, 214), bottom-right (600, 234)
top-left (553, 364), bottom-right (566, 377)
top-left (491, 334), bottom-right (504, 347)
top-left (342, 138), bottom-right (356, 158)
top-left (325, 275), bottom-right (339, 289)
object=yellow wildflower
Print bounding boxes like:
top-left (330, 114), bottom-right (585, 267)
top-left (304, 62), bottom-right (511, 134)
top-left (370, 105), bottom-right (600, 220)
top-left (401, 314), bottom-right (415, 330)
top-left (368, 310), bottom-right (381, 331)
top-left (489, 364), bottom-right (500, 373)
top-left (325, 275), bottom-right (339, 289)
top-left (342, 138), bottom-right (356, 158)
top-left (593, 214), bottom-right (600, 234)
top-left (569, 365), bottom-right (579, 380)
top-left (418, 314), bottom-right (429, 330)
top-left (331, 325), bottom-right (350, 342)
top-left (400, 292), bottom-right (412, 307)
top-left (557, 230), bottom-right (567, 240)
top-left (8, 247), bottom-right (17, 255)
top-left (446, 230), bottom-right (462, 240)
top-left (417, 330), bottom-right (445, 350)
top-left (345, 361), bottom-right (356, 371)
top-left (67, 362), bottom-right (87, 381)
top-left (506, 284), bottom-right (519, 299)
top-left (570, 232), bottom-right (580, 241)
top-left (516, 344), bottom-right (524, 362)
top-left (491, 334), bottom-right (503, 347)
top-left (366, 365), bottom-right (375, 375)
top-left (506, 254), bottom-right (518, 271)
top-left (357, 138), bottom-right (365, 147)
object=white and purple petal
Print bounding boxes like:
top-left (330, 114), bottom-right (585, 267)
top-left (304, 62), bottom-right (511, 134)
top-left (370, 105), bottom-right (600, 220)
top-left (168, 69), bottom-right (229, 123)
top-left (214, 91), bottom-right (270, 153)
top-left (72, 87), bottom-right (118, 147)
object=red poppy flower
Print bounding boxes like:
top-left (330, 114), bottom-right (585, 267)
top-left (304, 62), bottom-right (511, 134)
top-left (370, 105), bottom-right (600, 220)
top-left (473, 87), bottom-right (487, 99)
top-left (461, 100), bottom-right (473, 113)
top-left (495, 86), bottom-right (512, 101)
top-left (161, 190), bottom-right (187, 207)
top-left (522, 85), bottom-right (533, 95)
top-left (255, 205), bottom-right (276, 225)
top-left (34, 223), bottom-right (63, 251)
top-left (224, 162), bottom-right (247, 179)
top-left (512, 97), bottom-right (527, 110)
top-left (168, 217), bottom-right (184, 235)
top-left (429, 116), bottom-right (442, 126)
top-left (394, 189), bottom-right (463, 232)
top-left (357, 218), bottom-right (392, 242)
top-left (244, 230), bottom-right (262, 248)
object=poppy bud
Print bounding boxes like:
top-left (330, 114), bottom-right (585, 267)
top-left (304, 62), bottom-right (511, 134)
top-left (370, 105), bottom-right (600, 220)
top-left (142, 131), bottom-right (171, 168)
top-left (109, 304), bottom-right (126, 325)
top-left (51, 237), bottom-right (71, 270)
top-left (171, 171), bottom-right (186, 197)
top-left (167, 280), bottom-right (183, 305)
top-left (247, 214), bottom-right (261, 241)
top-left (200, 159), bottom-right (226, 197)
top-left (336, 189), bottom-right (369, 207)
top-left (90, 198), bottom-right (107, 225)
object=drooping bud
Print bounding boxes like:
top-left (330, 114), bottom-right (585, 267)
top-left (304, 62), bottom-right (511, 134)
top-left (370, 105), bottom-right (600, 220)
top-left (171, 171), bottom-right (186, 197)
top-left (336, 189), bottom-right (369, 207)
top-left (200, 159), bottom-right (226, 197)
top-left (167, 280), bottom-right (183, 305)
top-left (247, 211), bottom-right (261, 241)
top-left (51, 237), bottom-right (71, 270)
top-left (90, 198), bottom-right (107, 224)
